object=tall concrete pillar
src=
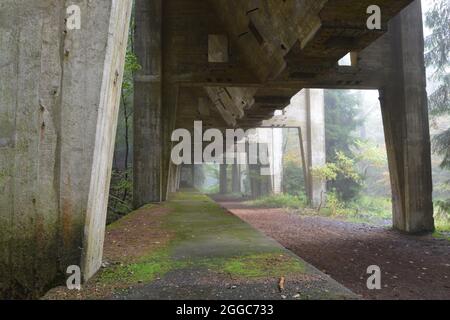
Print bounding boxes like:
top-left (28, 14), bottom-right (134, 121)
top-left (176, 165), bottom-right (182, 191)
top-left (257, 132), bottom-right (273, 197)
top-left (232, 163), bottom-right (241, 194)
top-left (0, 0), bottom-right (132, 298)
top-left (219, 164), bottom-right (228, 194)
top-left (248, 164), bottom-right (261, 198)
top-left (270, 128), bottom-right (283, 195)
top-left (133, 0), bottom-right (162, 208)
top-left (191, 164), bottom-right (196, 188)
top-left (380, 0), bottom-right (434, 233)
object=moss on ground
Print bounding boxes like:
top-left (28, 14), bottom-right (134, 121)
top-left (202, 253), bottom-right (305, 278)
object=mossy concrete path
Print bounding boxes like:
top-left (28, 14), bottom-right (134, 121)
top-left (45, 190), bottom-right (356, 300)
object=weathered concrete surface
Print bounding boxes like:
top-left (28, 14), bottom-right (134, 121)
top-left (231, 163), bottom-right (241, 194)
top-left (133, 0), bottom-right (431, 235)
top-left (270, 128), bottom-right (284, 194)
top-left (286, 90), bottom-right (327, 208)
top-left (133, 0), bottom-right (163, 207)
top-left (379, 1), bottom-right (434, 233)
top-left (0, 0), bottom-right (434, 300)
top-left (0, 0), bottom-right (132, 298)
top-left (219, 164), bottom-right (228, 194)
top-left (245, 131), bottom-right (273, 198)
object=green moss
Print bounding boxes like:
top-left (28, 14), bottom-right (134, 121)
top-left (98, 249), bottom-right (188, 285)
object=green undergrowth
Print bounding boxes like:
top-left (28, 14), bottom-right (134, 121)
top-left (434, 219), bottom-right (450, 241)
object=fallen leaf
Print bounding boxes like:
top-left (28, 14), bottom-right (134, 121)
top-left (279, 277), bottom-right (285, 292)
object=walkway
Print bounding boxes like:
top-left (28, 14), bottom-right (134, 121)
top-left (45, 190), bottom-right (356, 300)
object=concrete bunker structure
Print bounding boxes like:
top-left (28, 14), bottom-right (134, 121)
top-left (0, 0), bottom-right (434, 298)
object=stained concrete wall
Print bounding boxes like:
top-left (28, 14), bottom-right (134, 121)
top-left (0, 0), bottom-right (132, 298)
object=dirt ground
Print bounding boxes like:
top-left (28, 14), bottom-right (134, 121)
top-left (218, 200), bottom-right (450, 300)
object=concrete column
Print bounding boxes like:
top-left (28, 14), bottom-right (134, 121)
top-left (232, 163), bottom-right (241, 194)
top-left (0, 0), bottom-right (132, 298)
top-left (167, 162), bottom-right (179, 194)
top-left (289, 89), bottom-right (326, 208)
top-left (133, 0), bottom-right (162, 208)
top-left (380, 0), bottom-right (434, 233)
top-left (248, 164), bottom-right (260, 198)
top-left (219, 164), bottom-right (228, 194)
top-left (270, 128), bottom-right (283, 194)
top-left (246, 135), bottom-right (272, 198)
